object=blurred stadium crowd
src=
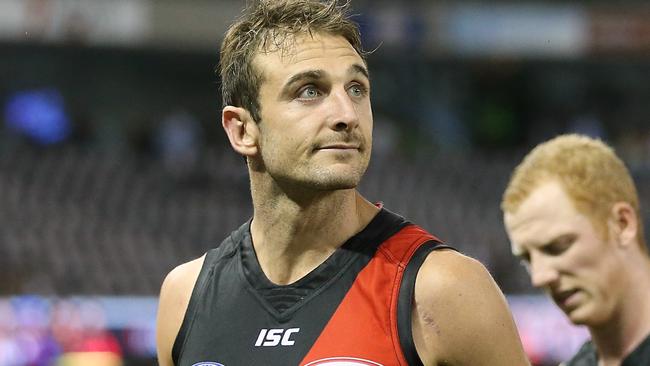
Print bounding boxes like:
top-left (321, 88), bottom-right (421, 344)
top-left (2, 0), bottom-right (650, 365)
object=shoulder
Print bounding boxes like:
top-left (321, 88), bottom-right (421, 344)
top-left (412, 250), bottom-right (530, 365)
top-left (156, 255), bottom-right (206, 366)
top-left (563, 340), bottom-right (596, 366)
top-left (413, 249), bottom-right (504, 310)
top-left (160, 255), bottom-right (206, 299)
top-left (413, 250), bottom-right (507, 332)
top-left (626, 331), bottom-right (650, 365)
top-left (416, 249), bottom-right (500, 301)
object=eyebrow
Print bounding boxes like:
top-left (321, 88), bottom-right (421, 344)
top-left (349, 63), bottom-right (370, 80)
top-left (513, 233), bottom-right (575, 259)
top-left (280, 63), bottom-right (370, 96)
top-left (282, 70), bottom-right (324, 95)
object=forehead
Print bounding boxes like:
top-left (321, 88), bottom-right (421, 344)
top-left (504, 180), bottom-right (591, 251)
top-left (253, 33), bottom-right (364, 81)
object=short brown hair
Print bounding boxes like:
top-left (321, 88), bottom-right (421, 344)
top-left (502, 134), bottom-right (645, 250)
top-left (219, 0), bottom-right (364, 122)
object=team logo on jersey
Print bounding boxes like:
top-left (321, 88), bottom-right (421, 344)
top-left (254, 327), bottom-right (300, 347)
top-left (191, 363), bottom-right (224, 366)
top-left (304, 357), bottom-right (384, 366)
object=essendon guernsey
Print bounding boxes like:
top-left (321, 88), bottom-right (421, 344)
top-left (172, 208), bottom-right (451, 366)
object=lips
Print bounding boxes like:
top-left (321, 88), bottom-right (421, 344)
top-left (318, 144), bottom-right (359, 150)
top-left (314, 140), bottom-right (362, 151)
top-left (553, 288), bottom-right (580, 309)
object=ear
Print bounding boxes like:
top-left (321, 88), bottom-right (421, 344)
top-left (222, 106), bottom-right (259, 157)
top-left (609, 202), bottom-right (638, 249)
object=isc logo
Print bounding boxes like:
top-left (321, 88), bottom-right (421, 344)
top-left (254, 328), bottom-right (300, 347)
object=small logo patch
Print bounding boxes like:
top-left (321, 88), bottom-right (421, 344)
top-left (304, 357), bottom-right (384, 366)
top-left (191, 363), bottom-right (224, 366)
top-left (255, 327), bottom-right (300, 347)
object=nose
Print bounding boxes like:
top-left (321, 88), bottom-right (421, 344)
top-left (528, 254), bottom-right (559, 288)
top-left (328, 88), bottom-right (359, 132)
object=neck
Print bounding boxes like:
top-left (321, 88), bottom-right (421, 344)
top-left (590, 255), bottom-right (650, 365)
top-left (248, 176), bottom-right (379, 285)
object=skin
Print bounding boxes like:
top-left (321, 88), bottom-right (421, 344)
top-left (504, 180), bottom-right (650, 366)
top-left (157, 32), bottom-right (529, 366)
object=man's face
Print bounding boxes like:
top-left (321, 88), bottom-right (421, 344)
top-left (251, 33), bottom-right (372, 192)
top-left (504, 180), bottom-right (621, 326)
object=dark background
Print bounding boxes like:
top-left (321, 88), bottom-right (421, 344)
top-left (2, 1), bottom-right (650, 365)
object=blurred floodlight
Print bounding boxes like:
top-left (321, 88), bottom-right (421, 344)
top-left (4, 88), bottom-right (71, 145)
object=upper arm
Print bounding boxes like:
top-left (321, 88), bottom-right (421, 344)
top-left (412, 250), bottom-right (530, 366)
top-left (156, 256), bottom-right (205, 366)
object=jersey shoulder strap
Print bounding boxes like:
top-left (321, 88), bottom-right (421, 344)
top-left (171, 221), bottom-right (248, 364)
top-left (382, 223), bottom-right (455, 366)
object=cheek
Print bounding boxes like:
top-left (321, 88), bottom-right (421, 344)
top-left (359, 111), bottom-right (373, 143)
top-left (595, 254), bottom-right (623, 289)
top-left (571, 244), bottom-right (616, 292)
top-left (569, 251), bottom-right (601, 277)
top-left (259, 126), bottom-right (308, 161)
top-left (362, 105), bottom-right (373, 125)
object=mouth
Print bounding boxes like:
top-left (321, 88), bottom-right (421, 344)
top-left (315, 144), bottom-right (360, 151)
top-left (553, 289), bottom-right (581, 309)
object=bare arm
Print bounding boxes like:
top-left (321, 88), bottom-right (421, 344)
top-left (156, 256), bottom-right (205, 366)
top-left (412, 250), bottom-right (530, 366)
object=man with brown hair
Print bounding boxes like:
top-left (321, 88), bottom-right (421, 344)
top-left (156, 1), bottom-right (529, 365)
top-left (502, 134), bottom-right (650, 366)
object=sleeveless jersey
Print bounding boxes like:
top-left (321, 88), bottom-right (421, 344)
top-left (172, 208), bottom-right (450, 366)
top-left (564, 333), bottom-right (650, 366)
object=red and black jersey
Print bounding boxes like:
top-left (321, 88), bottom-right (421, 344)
top-left (172, 208), bottom-right (450, 366)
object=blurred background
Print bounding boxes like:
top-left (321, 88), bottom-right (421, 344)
top-left (2, 0), bottom-right (650, 365)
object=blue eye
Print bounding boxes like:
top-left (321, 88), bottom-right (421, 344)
top-left (298, 86), bottom-right (321, 99)
top-left (348, 84), bottom-right (368, 98)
